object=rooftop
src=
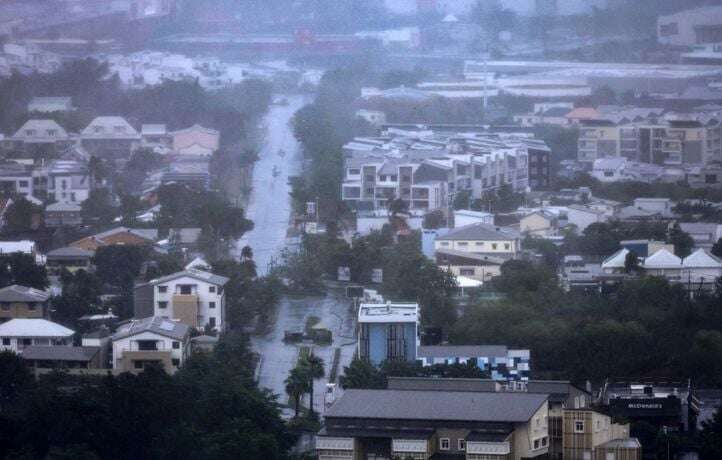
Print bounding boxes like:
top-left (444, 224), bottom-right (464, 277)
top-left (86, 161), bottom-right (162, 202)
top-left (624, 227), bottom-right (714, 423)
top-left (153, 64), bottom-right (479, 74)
top-left (0, 319), bottom-right (74, 338)
top-left (147, 268), bottom-right (229, 287)
top-left (326, 389), bottom-right (547, 423)
top-left (358, 302), bottom-right (418, 323)
top-left (0, 284), bottom-right (50, 303)
top-left (21, 345), bottom-right (99, 362)
top-left (417, 345), bottom-right (510, 358)
top-left (437, 223), bottom-right (519, 242)
top-left (112, 316), bottom-right (189, 341)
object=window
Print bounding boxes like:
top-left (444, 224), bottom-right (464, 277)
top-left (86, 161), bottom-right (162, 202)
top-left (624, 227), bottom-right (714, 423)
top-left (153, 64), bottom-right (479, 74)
top-left (460, 268), bottom-right (475, 276)
top-left (172, 341), bottom-right (180, 349)
top-left (158, 286), bottom-right (167, 293)
top-left (542, 437), bottom-right (548, 447)
top-left (209, 286), bottom-right (216, 293)
top-left (47, 129), bottom-right (57, 137)
top-left (18, 180), bottom-right (28, 188)
top-left (2, 338), bottom-right (9, 345)
top-left (158, 301), bottom-right (168, 309)
top-left (134, 361), bottom-right (144, 369)
top-left (22, 338), bottom-right (32, 346)
top-left (458, 439), bottom-right (466, 451)
top-left (440, 438), bottom-right (450, 450)
top-left (209, 317), bottom-right (216, 328)
top-left (475, 242), bottom-right (484, 246)
top-left (457, 242), bottom-right (468, 247)
top-left (492, 243), bottom-right (498, 250)
top-left (534, 439), bottom-right (540, 450)
top-left (440, 242), bottom-right (449, 247)
top-left (172, 358), bottom-right (180, 366)
top-left (348, 168), bottom-right (360, 175)
top-left (504, 243), bottom-right (510, 250)
top-left (209, 301), bottom-right (216, 309)
top-left (575, 420), bottom-right (585, 433)
top-left (179, 285), bottom-right (192, 295)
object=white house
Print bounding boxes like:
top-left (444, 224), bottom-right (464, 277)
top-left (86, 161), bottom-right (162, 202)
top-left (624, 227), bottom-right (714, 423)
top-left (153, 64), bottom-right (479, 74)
top-left (592, 158), bottom-right (627, 183)
top-left (453, 209), bottom-right (494, 228)
top-left (681, 249), bottom-right (722, 288)
top-left (134, 269), bottom-right (229, 332)
top-left (642, 249), bottom-right (682, 280)
top-left (0, 318), bottom-right (74, 353)
top-left (111, 316), bottom-right (190, 374)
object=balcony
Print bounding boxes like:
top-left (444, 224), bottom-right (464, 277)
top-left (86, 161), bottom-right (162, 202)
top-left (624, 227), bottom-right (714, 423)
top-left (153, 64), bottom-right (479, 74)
top-left (466, 441), bottom-right (511, 455)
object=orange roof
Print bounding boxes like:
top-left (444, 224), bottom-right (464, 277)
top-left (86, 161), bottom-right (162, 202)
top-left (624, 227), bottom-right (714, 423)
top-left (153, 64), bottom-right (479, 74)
top-left (565, 107), bottom-right (601, 120)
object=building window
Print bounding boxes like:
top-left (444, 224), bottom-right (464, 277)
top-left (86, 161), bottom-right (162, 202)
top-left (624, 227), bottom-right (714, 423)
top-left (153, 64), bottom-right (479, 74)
top-left (158, 286), bottom-right (167, 293)
top-left (504, 243), bottom-right (510, 250)
top-left (440, 438), bottom-right (450, 450)
top-left (458, 439), bottom-right (466, 451)
top-left (172, 341), bottom-right (180, 349)
top-left (209, 317), bottom-right (216, 328)
top-left (457, 242), bottom-right (468, 247)
top-left (209, 286), bottom-right (216, 293)
top-left (18, 180), bottom-right (28, 188)
top-left (179, 285), bottom-right (192, 295)
top-left (134, 361), bottom-right (144, 369)
top-left (158, 301), bottom-right (168, 309)
top-left (534, 439), bottom-right (540, 450)
top-left (575, 420), bottom-right (585, 433)
top-left (460, 268), bottom-right (475, 276)
top-left (172, 358), bottom-right (180, 366)
top-left (2, 338), bottom-right (9, 345)
top-left (542, 437), bottom-right (548, 447)
top-left (209, 301), bottom-right (216, 309)
top-left (492, 243), bottom-right (498, 250)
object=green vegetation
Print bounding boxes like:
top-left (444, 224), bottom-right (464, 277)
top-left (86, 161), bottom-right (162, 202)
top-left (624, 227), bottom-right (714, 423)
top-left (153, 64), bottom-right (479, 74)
top-left (0, 334), bottom-right (295, 459)
top-left (450, 260), bottom-right (722, 386)
top-left (0, 253), bottom-right (48, 290)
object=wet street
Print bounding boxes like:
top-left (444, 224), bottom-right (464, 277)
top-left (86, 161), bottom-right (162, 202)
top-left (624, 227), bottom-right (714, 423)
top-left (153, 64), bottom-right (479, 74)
top-left (239, 94), bottom-right (356, 416)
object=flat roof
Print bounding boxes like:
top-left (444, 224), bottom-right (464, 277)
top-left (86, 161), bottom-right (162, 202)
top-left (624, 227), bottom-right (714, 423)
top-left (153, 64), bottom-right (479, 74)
top-left (326, 389), bottom-right (547, 423)
top-left (358, 303), bottom-right (418, 323)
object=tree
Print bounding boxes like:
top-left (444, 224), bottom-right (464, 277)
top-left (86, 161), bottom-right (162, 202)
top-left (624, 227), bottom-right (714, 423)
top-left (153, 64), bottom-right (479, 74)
top-left (0, 253), bottom-right (49, 290)
top-left (700, 405), bottom-right (722, 460)
top-left (3, 198), bottom-right (40, 235)
top-left (285, 366), bottom-right (310, 418)
top-left (423, 210), bottom-right (445, 230)
top-left (579, 223), bottom-right (620, 257)
top-left (712, 238), bottom-right (722, 258)
top-left (339, 357), bottom-right (385, 390)
top-left (299, 354), bottom-right (324, 418)
top-left (387, 195), bottom-right (408, 217)
top-left (0, 351), bottom-right (33, 408)
top-left (241, 245), bottom-right (253, 261)
top-left (452, 190), bottom-right (470, 210)
top-left (624, 251), bottom-right (641, 274)
top-left (668, 223), bottom-right (694, 258)
top-left (81, 188), bottom-right (117, 225)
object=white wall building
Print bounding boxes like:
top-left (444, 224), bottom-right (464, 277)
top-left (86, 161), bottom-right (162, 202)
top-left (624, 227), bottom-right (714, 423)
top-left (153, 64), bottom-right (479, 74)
top-left (0, 318), bottom-right (74, 353)
top-left (135, 269), bottom-right (229, 332)
top-left (567, 205), bottom-right (609, 232)
top-left (111, 316), bottom-right (190, 374)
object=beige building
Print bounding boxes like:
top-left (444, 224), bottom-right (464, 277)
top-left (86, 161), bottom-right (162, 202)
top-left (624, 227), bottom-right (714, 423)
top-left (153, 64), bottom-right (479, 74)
top-left (520, 210), bottom-right (558, 236)
top-left (435, 223), bottom-right (521, 257)
top-left (563, 409), bottom-right (640, 460)
top-left (0, 285), bottom-right (51, 323)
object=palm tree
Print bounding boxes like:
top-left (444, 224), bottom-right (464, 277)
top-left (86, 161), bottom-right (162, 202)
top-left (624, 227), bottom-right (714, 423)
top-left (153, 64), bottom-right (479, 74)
top-left (241, 245), bottom-right (254, 261)
top-left (300, 353), bottom-right (325, 417)
top-left (285, 367), bottom-right (310, 418)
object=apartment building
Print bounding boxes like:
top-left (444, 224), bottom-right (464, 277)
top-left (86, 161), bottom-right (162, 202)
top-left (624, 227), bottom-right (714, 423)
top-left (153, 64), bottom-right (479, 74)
top-left (134, 269), bottom-right (229, 332)
top-left (111, 316), bottom-right (190, 374)
top-left (0, 285), bottom-right (50, 323)
top-left (317, 387), bottom-right (550, 460)
top-left (358, 302), bottom-right (419, 366)
top-left (45, 160), bottom-right (92, 204)
top-left (342, 129), bottom-right (548, 212)
top-left (80, 116), bottom-right (141, 160)
top-left (578, 110), bottom-right (722, 167)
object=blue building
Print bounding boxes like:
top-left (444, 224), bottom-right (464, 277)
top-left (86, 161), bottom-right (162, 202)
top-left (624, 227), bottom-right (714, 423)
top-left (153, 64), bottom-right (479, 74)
top-left (358, 303), bottom-right (419, 365)
top-left (417, 345), bottom-right (531, 381)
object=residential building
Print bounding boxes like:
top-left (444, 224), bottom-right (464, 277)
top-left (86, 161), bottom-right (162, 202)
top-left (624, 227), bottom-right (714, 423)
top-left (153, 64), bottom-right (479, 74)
top-left (27, 97), bottom-right (74, 113)
top-left (111, 316), bottom-right (190, 374)
top-left (619, 240), bottom-right (674, 258)
top-left (341, 129), bottom-right (547, 212)
top-left (0, 163), bottom-right (34, 198)
top-left (45, 247), bottom-right (94, 275)
top-left (679, 222), bottom-right (722, 249)
top-left (0, 318), bottom-right (74, 353)
top-left (9, 119), bottom-right (71, 154)
top-left (317, 385), bottom-right (550, 460)
top-left (658, 6), bottom-right (722, 47)
top-left (20, 345), bottom-right (102, 371)
top-left (0, 240), bottom-right (40, 262)
top-left (559, 256), bottom-right (608, 293)
top-left (520, 210), bottom-right (558, 236)
top-left (80, 116), bottom-right (141, 160)
top-left (140, 124), bottom-right (170, 149)
top-left (44, 201), bottom-right (82, 227)
top-left (435, 223), bottom-right (521, 258)
top-left (358, 302), bottom-right (419, 366)
top-left (591, 157), bottom-right (626, 182)
top-left (567, 205), bottom-right (609, 232)
top-left (45, 160), bottom-right (92, 204)
top-left (632, 198), bottom-right (673, 216)
top-left (436, 249), bottom-right (506, 282)
top-left (417, 345), bottom-right (531, 381)
top-left (0, 285), bottom-right (50, 323)
top-left (562, 409), bottom-right (640, 460)
top-left (70, 227), bottom-right (158, 251)
top-left (133, 269), bottom-right (229, 332)
top-left (170, 124), bottom-right (219, 157)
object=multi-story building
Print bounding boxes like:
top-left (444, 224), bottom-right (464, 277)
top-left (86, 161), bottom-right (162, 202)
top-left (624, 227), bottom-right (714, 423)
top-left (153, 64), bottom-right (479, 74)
top-left (0, 285), bottom-right (50, 323)
top-left (417, 345), bottom-right (531, 381)
top-left (317, 386), bottom-right (550, 460)
top-left (133, 269), bottom-right (229, 332)
top-left (80, 116), bottom-right (141, 160)
top-left (658, 6), bottom-right (722, 47)
top-left (562, 409), bottom-right (640, 460)
top-left (0, 163), bottom-right (34, 198)
top-left (44, 202), bottom-right (82, 227)
top-left (45, 160), bottom-right (92, 204)
top-left (111, 316), bottom-right (190, 374)
top-left (8, 119), bottom-right (72, 155)
top-left (342, 129), bottom-right (548, 212)
top-left (358, 302), bottom-right (419, 366)
top-left (578, 110), bottom-right (722, 167)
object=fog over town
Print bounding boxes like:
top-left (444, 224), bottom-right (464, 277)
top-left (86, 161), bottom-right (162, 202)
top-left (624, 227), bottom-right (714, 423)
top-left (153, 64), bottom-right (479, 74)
top-left (0, 1), bottom-right (721, 459)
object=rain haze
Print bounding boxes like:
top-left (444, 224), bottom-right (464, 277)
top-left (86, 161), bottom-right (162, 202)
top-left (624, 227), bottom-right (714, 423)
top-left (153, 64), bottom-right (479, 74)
top-left (0, 0), bottom-right (722, 459)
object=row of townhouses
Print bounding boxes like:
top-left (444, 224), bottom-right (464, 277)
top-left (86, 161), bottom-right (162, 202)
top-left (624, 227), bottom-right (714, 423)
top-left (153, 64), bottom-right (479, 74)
top-left (341, 128), bottom-right (551, 213)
